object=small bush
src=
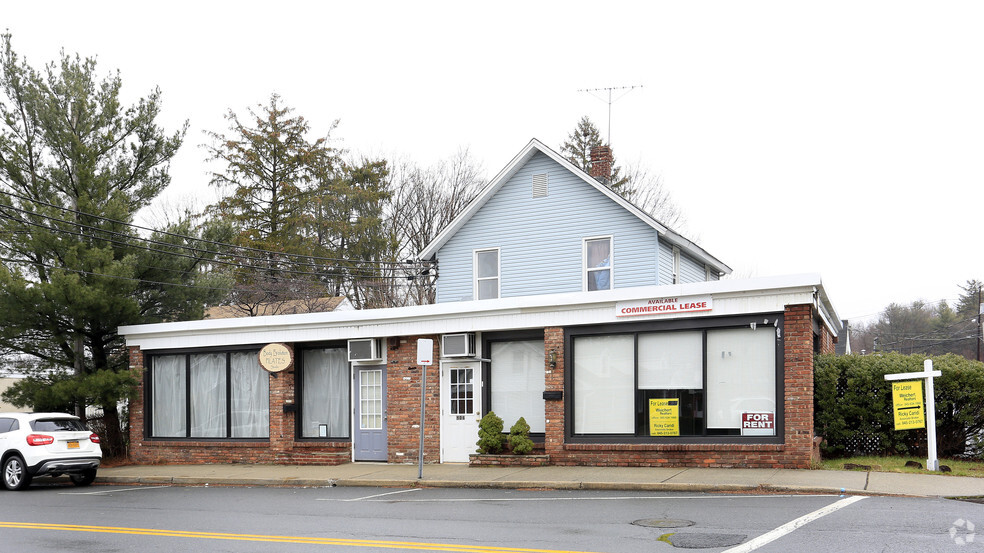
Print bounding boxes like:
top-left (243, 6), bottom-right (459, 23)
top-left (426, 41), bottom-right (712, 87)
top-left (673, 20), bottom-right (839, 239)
top-left (476, 411), bottom-right (504, 454)
top-left (508, 417), bottom-right (534, 455)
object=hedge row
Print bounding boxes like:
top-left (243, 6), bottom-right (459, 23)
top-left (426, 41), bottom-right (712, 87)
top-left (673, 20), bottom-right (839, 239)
top-left (814, 352), bottom-right (984, 458)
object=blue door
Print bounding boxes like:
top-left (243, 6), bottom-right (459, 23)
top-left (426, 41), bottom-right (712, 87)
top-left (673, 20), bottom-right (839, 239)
top-left (354, 366), bottom-right (387, 461)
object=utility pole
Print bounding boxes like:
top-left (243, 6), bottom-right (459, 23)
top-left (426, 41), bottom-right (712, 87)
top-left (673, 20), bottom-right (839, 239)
top-left (578, 85), bottom-right (642, 145)
top-left (978, 284), bottom-right (982, 362)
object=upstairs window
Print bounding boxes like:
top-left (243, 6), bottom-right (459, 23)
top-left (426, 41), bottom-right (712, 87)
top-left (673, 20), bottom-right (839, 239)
top-left (584, 237), bottom-right (612, 291)
top-left (474, 248), bottom-right (500, 300)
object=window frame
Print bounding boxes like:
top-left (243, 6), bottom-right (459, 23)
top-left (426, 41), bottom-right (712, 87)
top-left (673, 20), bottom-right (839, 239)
top-left (295, 342), bottom-right (352, 442)
top-left (583, 236), bottom-right (613, 291)
top-left (482, 330), bottom-right (547, 440)
top-left (473, 247), bottom-right (501, 300)
top-left (144, 345), bottom-right (271, 441)
top-left (564, 313), bottom-right (785, 444)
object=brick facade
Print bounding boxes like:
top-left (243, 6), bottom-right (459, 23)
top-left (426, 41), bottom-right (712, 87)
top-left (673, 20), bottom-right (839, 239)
top-left (128, 345), bottom-right (349, 465)
top-left (383, 336), bottom-right (441, 464)
top-left (127, 303), bottom-right (825, 469)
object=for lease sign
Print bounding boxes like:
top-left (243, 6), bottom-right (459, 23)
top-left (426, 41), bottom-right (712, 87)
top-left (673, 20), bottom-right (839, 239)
top-left (616, 295), bottom-right (712, 318)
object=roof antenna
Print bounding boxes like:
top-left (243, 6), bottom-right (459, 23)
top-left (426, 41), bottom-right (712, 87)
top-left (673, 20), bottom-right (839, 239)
top-left (577, 85), bottom-right (643, 145)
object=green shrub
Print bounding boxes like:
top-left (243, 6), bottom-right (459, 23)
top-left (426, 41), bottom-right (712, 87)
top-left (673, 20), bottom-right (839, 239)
top-left (814, 352), bottom-right (984, 459)
top-left (508, 417), bottom-right (534, 455)
top-left (476, 411), bottom-right (504, 454)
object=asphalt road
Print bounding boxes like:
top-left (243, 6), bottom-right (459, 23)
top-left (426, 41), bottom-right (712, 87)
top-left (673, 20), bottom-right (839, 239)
top-left (0, 483), bottom-right (981, 552)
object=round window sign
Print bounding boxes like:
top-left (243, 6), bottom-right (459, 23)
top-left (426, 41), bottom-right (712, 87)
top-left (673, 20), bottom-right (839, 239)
top-left (259, 343), bottom-right (293, 373)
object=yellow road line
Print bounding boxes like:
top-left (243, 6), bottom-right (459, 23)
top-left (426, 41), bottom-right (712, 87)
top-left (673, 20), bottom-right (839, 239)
top-left (0, 522), bottom-right (601, 553)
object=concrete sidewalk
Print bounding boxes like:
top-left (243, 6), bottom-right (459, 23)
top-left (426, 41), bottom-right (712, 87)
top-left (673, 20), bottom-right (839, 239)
top-left (96, 463), bottom-right (984, 498)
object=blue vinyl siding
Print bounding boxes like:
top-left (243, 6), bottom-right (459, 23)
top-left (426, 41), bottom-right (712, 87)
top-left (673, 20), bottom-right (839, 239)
top-left (436, 152), bottom-right (660, 302)
top-left (679, 252), bottom-right (705, 284)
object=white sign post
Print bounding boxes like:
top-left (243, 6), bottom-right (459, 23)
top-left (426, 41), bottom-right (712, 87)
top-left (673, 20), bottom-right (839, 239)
top-left (884, 359), bottom-right (941, 471)
top-left (416, 339), bottom-right (433, 479)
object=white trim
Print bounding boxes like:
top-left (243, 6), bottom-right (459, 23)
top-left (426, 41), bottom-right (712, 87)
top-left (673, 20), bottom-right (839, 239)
top-left (121, 274), bottom-right (839, 350)
top-left (672, 246), bottom-right (681, 285)
top-left (473, 247), bottom-right (500, 300)
top-left (417, 139), bottom-right (731, 276)
top-left (582, 235), bottom-right (613, 292)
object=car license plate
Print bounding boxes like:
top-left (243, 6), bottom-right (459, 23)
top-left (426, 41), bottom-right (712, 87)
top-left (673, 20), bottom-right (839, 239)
top-left (67, 441), bottom-right (79, 449)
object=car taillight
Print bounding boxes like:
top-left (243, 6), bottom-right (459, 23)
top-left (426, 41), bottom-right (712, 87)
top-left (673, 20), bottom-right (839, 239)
top-left (26, 434), bottom-right (54, 446)
top-left (89, 433), bottom-right (100, 444)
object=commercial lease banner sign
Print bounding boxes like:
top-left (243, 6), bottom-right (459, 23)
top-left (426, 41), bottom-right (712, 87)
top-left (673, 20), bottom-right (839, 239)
top-left (892, 380), bottom-right (925, 430)
top-left (616, 295), bottom-right (712, 318)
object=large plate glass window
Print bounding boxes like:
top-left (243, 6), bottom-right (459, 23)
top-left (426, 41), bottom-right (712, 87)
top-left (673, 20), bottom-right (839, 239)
top-left (301, 348), bottom-right (350, 438)
top-left (706, 328), bottom-right (775, 430)
top-left (490, 340), bottom-right (545, 433)
top-left (573, 334), bottom-right (634, 433)
top-left (571, 319), bottom-right (779, 440)
top-left (584, 237), bottom-right (612, 291)
top-left (474, 248), bottom-right (500, 300)
top-left (149, 351), bottom-right (269, 439)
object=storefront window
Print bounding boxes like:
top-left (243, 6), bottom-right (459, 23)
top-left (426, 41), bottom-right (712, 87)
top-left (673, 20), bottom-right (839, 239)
top-left (706, 328), bottom-right (775, 430)
top-left (573, 334), bottom-right (634, 434)
top-left (490, 340), bottom-right (545, 433)
top-left (300, 348), bottom-right (350, 439)
top-left (149, 350), bottom-right (269, 439)
top-left (571, 321), bottom-right (779, 439)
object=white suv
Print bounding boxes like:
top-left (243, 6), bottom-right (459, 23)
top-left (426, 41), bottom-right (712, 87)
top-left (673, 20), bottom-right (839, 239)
top-left (0, 412), bottom-right (102, 490)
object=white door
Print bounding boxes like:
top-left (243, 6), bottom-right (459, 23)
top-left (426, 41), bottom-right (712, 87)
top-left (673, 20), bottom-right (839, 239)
top-left (440, 362), bottom-right (482, 462)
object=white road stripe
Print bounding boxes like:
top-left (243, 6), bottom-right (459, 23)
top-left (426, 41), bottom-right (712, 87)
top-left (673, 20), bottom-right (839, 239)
top-left (322, 488), bottom-right (423, 502)
top-left (59, 485), bottom-right (171, 495)
top-left (722, 495), bottom-right (867, 553)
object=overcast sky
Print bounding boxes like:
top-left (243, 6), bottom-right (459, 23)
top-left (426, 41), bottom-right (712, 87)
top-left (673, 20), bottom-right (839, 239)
top-left (4, 1), bottom-right (982, 323)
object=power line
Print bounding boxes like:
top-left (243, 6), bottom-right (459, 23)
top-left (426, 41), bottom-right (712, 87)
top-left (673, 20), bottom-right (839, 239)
top-left (0, 201), bottom-right (427, 281)
top-left (0, 188), bottom-right (426, 269)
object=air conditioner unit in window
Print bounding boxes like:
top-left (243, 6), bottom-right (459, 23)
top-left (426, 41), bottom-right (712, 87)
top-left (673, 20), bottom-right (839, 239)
top-left (442, 333), bottom-right (476, 358)
top-left (347, 338), bottom-right (383, 362)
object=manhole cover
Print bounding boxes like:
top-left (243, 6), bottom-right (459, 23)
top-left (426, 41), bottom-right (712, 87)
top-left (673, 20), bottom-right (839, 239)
top-left (658, 533), bottom-right (746, 549)
top-left (632, 519), bottom-right (695, 528)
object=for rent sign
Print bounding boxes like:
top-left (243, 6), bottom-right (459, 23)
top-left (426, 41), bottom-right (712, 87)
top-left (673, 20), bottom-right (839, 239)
top-left (740, 412), bottom-right (775, 436)
top-left (616, 295), bottom-right (712, 318)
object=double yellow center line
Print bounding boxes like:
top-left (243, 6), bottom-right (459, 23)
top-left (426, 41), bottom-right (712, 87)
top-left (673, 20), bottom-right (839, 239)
top-left (0, 521), bottom-right (599, 553)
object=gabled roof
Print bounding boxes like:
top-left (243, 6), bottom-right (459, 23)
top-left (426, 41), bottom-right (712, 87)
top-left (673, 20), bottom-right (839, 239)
top-left (418, 138), bottom-right (731, 275)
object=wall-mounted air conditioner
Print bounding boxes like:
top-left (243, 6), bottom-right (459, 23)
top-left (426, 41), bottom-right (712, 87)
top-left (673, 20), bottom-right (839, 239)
top-left (442, 333), bottom-right (476, 358)
top-left (347, 338), bottom-right (383, 362)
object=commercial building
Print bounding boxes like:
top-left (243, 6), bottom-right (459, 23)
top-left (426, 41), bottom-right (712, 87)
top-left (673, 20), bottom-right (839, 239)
top-left (120, 139), bottom-right (838, 468)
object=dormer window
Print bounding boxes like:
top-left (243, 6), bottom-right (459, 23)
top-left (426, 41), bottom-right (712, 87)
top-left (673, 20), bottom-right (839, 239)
top-left (474, 248), bottom-right (500, 300)
top-left (584, 237), bottom-right (612, 291)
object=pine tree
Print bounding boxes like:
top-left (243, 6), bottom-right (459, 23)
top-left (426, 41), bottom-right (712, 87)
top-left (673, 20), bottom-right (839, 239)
top-left (0, 34), bottom-right (226, 455)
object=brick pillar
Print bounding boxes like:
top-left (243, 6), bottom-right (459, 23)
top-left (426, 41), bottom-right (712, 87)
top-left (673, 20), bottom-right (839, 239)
top-left (269, 347), bottom-right (296, 454)
top-left (127, 346), bottom-right (145, 461)
top-left (386, 336), bottom-right (441, 464)
top-left (783, 304), bottom-right (815, 468)
top-left (544, 327), bottom-right (565, 460)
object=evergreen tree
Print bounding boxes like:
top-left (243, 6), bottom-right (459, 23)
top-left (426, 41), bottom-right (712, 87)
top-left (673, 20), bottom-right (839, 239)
top-left (0, 34), bottom-right (227, 455)
top-left (559, 116), bottom-right (628, 191)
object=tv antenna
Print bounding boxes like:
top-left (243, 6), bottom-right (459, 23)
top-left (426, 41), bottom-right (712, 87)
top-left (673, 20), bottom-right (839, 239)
top-left (578, 85), bottom-right (643, 145)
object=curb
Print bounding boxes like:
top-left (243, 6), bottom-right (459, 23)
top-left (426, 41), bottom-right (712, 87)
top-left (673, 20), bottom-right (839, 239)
top-left (93, 476), bottom-right (893, 497)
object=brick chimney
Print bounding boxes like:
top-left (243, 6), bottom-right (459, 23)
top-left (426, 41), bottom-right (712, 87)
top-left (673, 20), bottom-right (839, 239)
top-left (589, 145), bottom-right (613, 184)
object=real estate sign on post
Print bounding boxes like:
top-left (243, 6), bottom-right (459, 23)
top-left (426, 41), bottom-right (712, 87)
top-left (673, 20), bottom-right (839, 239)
top-left (892, 380), bottom-right (925, 430)
top-left (649, 399), bottom-right (680, 436)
